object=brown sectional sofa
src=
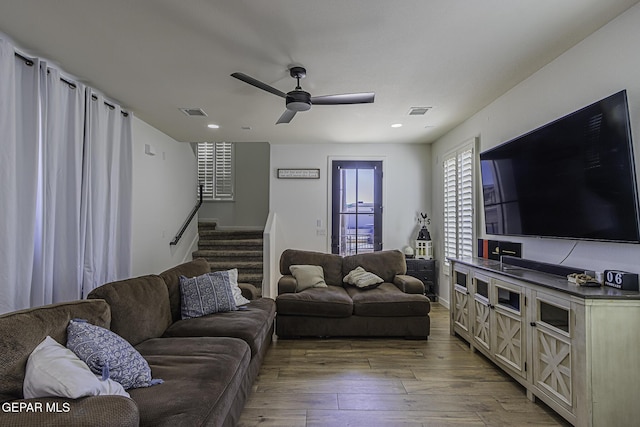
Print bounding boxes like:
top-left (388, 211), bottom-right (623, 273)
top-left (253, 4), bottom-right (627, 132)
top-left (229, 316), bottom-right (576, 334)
top-left (0, 258), bottom-right (275, 427)
top-left (276, 249), bottom-right (431, 339)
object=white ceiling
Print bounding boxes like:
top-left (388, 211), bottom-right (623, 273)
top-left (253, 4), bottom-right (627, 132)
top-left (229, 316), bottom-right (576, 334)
top-left (1, 0), bottom-right (638, 144)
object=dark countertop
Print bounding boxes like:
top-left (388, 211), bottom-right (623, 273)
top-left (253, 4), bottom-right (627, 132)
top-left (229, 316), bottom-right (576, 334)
top-left (449, 257), bottom-right (640, 300)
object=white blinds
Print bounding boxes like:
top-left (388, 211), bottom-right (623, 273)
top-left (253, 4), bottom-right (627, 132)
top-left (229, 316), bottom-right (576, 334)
top-left (457, 148), bottom-right (474, 259)
top-left (443, 142), bottom-right (475, 266)
top-left (443, 156), bottom-right (458, 263)
top-left (214, 142), bottom-right (234, 199)
top-left (197, 141), bottom-right (234, 200)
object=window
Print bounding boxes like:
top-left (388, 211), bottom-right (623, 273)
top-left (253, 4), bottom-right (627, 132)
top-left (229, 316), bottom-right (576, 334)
top-left (443, 139), bottom-right (475, 267)
top-left (331, 160), bottom-right (383, 255)
top-left (197, 142), bottom-right (234, 200)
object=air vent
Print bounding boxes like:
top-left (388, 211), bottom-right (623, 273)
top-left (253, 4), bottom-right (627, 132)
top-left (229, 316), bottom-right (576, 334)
top-left (180, 108), bottom-right (208, 117)
top-left (408, 107), bottom-right (431, 116)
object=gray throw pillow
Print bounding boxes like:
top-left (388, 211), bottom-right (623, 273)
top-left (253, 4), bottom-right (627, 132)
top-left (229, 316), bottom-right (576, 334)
top-left (179, 270), bottom-right (238, 319)
top-left (66, 319), bottom-right (163, 390)
top-left (289, 265), bottom-right (328, 292)
top-left (343, 266), bottom-right (384, 289)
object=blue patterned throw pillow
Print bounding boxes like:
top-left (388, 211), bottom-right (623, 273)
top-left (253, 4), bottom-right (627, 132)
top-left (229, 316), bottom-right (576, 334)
top-left (66, 319), bottom-right (163, 390)
top-left (179, 271), bottom-right (238, 319)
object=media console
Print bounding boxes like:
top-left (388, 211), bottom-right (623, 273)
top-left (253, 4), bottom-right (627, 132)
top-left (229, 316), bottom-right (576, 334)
top-left (449, 257), bottom-right (640, 427)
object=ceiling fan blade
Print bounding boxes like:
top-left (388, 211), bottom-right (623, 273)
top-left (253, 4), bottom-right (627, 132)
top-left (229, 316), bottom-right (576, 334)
top-left (231, 72), bottom-right (287, 98)
top-left (310, 92), bottom-right (375, 105)
top-left (276, 109), bottom-right (297, 124)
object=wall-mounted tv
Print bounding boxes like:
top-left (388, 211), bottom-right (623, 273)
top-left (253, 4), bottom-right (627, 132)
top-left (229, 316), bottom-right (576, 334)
top-left (480, 90), bottom-right (640, 243)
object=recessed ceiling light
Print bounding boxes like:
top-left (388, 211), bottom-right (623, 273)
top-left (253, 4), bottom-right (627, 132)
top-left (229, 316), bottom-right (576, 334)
top-left (207, 124), bottom-right (220, 129)
top-left (391, 123), bottom-right (403, 128)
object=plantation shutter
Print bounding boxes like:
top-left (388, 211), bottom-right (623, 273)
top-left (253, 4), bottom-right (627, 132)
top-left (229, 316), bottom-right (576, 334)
top-left (443, 141), bottom-right (475, 267)
top-left (214, 142), bottom-right (234, 199)
top-left (458, 147), bottom-right (474, 259)
top-left (443, 157), bottom-right (458, 264)
top-left (197, 141), bottom-right (234, 201)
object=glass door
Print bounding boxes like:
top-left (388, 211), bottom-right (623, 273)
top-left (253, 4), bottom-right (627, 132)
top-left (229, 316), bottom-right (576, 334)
top-left (331, 161), bottom-right (382, 255)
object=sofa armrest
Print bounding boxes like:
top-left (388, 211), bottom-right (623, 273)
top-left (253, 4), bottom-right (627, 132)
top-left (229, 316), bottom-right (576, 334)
top-left (277, 275), bottom-right (297, 294)
top-left (0, 396), bottom-right (139, 427)
top-left (239, 282), bottom-right (260, 300)
top-left (393, 275), bottom-right (425, 294)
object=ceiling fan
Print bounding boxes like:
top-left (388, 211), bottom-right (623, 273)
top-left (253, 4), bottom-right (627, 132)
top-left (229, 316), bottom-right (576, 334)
top-left (231, 66), bottom-right (375, 124)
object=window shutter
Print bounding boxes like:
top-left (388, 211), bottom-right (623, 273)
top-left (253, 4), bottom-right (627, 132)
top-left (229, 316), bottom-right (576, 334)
top-left (197, 141), bottom-right (234, 201)
top-left (214, 142), bottom-right (234, 199)
top-left (197, 142), bottom-right (215, 200)
top-left (443, 157), bottom-right (458, 263)
top-left (458, 147), bottom-right (474, 259)
top-left (443, 141), bottom-right (475, 267)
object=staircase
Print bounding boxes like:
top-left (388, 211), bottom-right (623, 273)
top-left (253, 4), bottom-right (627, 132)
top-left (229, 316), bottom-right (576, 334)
top-left (193, 221), bottom-right (264, 295)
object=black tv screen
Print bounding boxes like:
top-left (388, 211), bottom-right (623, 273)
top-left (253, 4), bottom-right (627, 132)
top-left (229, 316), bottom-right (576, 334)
top-left (480, 90), bottom-right (640, 243)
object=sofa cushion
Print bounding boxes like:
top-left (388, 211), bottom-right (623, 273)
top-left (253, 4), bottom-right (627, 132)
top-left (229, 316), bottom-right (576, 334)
top-left (280, 249), bottom-right (344, 286)
top-left (343, 267), bottom-right (384, 289)
top-left (179, 271), bottom-right (237, 319)
top-left (343, 250), bottom-right (407, 283)
top-left (0, 299), bottom-right (111, 399)
top-left (23, 336), bottom-right (129, 399)
top-left (227, 268), bottom-right (251, 306)
top-left (159, 258), bottom-right (211, 323)
top-left (67, 319), bottom-right (161, 389)
top-left (290, 265), bottom-right (328, 291)
top-left (87, 275), bottom-right (172, 347)
top-left (346, 283), bottom-right (431, 317)
top-left (130, 336), bottom-right (250, 427)
top-left (276, 286), bottom-right (353, 318)
top-left (163, 298), bottom-right (275, 357)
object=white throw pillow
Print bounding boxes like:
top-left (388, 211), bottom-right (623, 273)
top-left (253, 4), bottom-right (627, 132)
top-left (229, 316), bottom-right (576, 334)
top-left (23, 336), bottom-right (129, 399)
top-left (289, 265), bottom-right (328, 292)
top-left (227, 268), bottom-right (251, 306)
top-left (343, 266), bottom-right (384, 289)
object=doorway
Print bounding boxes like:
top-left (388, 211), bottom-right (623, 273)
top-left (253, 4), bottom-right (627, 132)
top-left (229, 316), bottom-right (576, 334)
top-left (331, 160), bottom-right (382, 255)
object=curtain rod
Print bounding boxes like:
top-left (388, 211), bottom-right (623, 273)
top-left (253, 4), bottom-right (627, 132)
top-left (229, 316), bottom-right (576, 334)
top-left (14, 51), bottom-right (129, 117)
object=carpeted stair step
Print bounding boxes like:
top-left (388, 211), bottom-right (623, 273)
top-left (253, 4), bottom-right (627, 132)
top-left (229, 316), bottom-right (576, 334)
top-left (197, 239), bottom-right (263, 250)
top-left (208, 260), bottom-right (262, 272)
top-left (199, 229), bottom-right (263, 240)
top-left (192, 249), bottom-right (263, 262)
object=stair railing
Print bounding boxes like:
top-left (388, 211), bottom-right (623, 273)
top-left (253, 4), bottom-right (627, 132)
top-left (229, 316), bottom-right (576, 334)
top-left (170, 184), bottom-right (203, 246)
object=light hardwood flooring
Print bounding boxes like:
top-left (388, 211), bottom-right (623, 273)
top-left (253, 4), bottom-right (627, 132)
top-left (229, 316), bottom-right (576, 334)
top-left (239, 303), bottom-right (571, 427)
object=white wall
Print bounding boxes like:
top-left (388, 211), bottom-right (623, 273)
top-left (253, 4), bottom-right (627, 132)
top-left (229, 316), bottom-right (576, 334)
top-left (432, 3), bottom-right (640, 305)
top-left (198, 141), bottom-right (270, 228)
top-left (131, 118), bottom-right (198, 276)
top-left (270, 142), bottom-right (432, 272)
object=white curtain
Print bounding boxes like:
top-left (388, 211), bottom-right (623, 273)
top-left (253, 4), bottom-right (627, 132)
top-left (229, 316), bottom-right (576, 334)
top-left (0, 38), bottom-right (133, 313)
top-left (81, 92), bottom-right (132, 298)
top-left (30, 65), bottom-right (86, 305)
top-left (0, 41), bottom-right (40, 313)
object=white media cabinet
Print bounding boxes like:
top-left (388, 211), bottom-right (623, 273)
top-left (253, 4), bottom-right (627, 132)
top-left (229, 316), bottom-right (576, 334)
top-left (449, 257), bottom-right (640, 427)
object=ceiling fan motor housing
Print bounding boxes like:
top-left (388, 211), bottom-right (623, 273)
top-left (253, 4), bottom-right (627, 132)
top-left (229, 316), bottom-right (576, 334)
top-left (286, 90), bottom-right (312, 111)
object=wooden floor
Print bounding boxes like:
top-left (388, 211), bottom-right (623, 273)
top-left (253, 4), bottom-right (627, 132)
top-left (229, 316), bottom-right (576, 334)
top-left (238, 303), bottom-right (571, 427)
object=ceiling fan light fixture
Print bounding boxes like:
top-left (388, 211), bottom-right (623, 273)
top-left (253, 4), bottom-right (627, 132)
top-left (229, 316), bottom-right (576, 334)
top-left (287, 101), bottom-right (311, 112)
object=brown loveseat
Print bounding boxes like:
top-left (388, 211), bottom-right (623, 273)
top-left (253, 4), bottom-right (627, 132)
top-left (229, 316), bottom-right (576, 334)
top-left (0, 258), bottom-right (275, 427)
top-left (276, 249), bottom-right (431, 339)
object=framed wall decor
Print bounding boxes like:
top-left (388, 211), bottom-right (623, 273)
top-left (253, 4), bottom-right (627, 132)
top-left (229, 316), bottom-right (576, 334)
top-left (277, 168), bottom-right (320, 179)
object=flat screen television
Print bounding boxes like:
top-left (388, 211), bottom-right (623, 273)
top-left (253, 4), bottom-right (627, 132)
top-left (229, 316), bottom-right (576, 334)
top-left (480, 90), bottom-right (640, 243)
